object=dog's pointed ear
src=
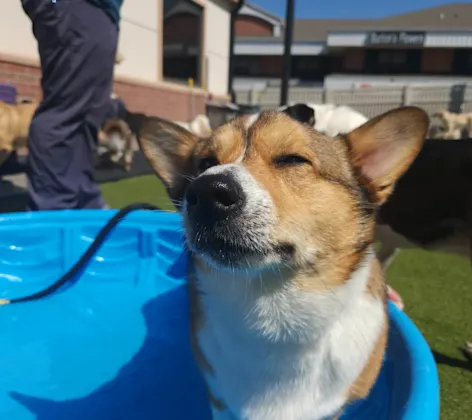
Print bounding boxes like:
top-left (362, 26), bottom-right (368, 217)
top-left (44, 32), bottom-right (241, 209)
top-left (345, 106), bottom-right (429, 204)
top-left (126, 112), bottom-right (200, 204)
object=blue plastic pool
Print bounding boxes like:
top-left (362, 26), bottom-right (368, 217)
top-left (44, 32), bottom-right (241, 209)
top-left (0, 210), bottom-right (440, 420)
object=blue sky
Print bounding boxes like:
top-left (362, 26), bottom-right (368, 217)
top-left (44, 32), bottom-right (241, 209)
top-left (249, 0), bottom-right (466, 19)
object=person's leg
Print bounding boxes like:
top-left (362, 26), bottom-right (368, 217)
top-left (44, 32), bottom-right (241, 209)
top-left (22, 0), bottom-right (118, 210)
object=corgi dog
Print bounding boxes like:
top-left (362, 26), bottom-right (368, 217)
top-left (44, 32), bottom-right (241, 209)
top-left (433, 109), bottom-right (472, 140)
top-left (128, 106), bottom-right (428, 420)
top-left (97, 117), bottom-right (136, 172)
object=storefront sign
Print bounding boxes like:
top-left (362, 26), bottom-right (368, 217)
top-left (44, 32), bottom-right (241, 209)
top-left (367, 31), bottom-right (426, 46)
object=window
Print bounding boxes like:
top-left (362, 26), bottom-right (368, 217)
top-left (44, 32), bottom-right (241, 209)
top-left (452, 49), bottom-right (472, 76)
top-left (162, 0), bottom-right (204, 86)
top-left (234, 56), bottom-right (261, 76)
top-left (291, 56), bottom-right (327, 81)
top-left (365, 49), bottom-right (422, 75)
top-left (378, 51), bottom-right (407, 65)
top-left (234, 55), bottom-right (285, 78)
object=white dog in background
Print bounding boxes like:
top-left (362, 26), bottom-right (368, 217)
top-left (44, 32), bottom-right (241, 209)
top-left (175, 114), bottom-right (212, 137)
top-left (278, 103), bottom-right (369, 137)
top-left (175, 104), bottom-right (367, 140)
top-left (307, 103), bottom-right (369, 137)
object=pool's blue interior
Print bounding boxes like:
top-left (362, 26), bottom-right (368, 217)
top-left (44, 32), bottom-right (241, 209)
top-left (0, 210), bottom-right (439, 420)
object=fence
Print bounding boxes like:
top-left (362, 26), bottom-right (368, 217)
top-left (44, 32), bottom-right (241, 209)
top-left (235, 84), bottom-right (472, 119)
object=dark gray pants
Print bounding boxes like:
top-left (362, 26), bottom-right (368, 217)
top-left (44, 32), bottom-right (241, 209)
top-left (21, 0), bottom-right (119, 210)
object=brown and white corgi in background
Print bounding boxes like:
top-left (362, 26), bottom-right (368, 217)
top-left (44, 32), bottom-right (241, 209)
top-left (128, 106), bottom-right (428, 420)
top-left (97, 118), bottom-right (137, 172)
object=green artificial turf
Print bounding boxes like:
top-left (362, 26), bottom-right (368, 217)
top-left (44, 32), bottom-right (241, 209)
top-left (101, 175), bottom-right (472, 420)
top-left (101, 175), bottom-right (175, 211)
top-left (387, 250), bottom-right (472, 420)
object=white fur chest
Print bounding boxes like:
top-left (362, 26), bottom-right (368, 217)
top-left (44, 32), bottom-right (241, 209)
top-left (194, 254), bottom-right (386, 420)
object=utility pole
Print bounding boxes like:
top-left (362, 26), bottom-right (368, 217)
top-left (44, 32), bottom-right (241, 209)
top-left (280, 0), bottom-right (295, 106)
top-left (228, 0), bottom-right (245, 98)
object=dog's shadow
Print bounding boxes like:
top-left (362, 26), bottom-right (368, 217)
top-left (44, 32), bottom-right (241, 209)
top-left (433, 350), bottom-right (472, 371)
top-left (9, 256), bottom-right (212, 420)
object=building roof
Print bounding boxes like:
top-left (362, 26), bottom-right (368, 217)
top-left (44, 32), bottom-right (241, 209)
top-left (240, 2), bottom-right (283, 24)
top-left (237, 3), bottom-right (472, 43)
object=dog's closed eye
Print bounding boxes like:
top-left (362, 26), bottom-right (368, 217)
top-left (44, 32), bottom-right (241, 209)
top-left (273, 154), bottom-right (311, 167)
top-left (198, 156), bottom-right (219, 174)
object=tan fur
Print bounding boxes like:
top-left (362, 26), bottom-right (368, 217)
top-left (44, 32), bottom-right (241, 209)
top-left (349, 258), bottom-right (388, 400)
top-left (200, 119), bottom-right (247, 163)
top-left (349, 318), bottom-right (388, 400)
top-left (134, 106), bottom-right (429, 417)
top-left (442, 128), bottom-right (462, 140)
top-left (433, 109), bottom-right (472, 139)
top-left (0, 101), bottom-right (37, 167)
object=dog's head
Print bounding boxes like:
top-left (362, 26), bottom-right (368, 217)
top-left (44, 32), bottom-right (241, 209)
top-left (281, 103), bottom-right (315, 127)
top-left (97, 118), bottom-right (135, 171)
top-left (432, 110), bottom-right (449, 121)
top-left (133, 107), bottom-right (428, 287)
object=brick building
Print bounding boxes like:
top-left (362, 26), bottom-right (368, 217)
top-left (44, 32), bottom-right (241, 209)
top-left (0, 0), bottom-right (235, 121)
top-left (234, 2), bottom-right (472, 89)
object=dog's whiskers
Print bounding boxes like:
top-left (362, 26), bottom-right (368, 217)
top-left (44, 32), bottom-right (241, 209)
top-left (182, 173), bottom-right (196, 182)
top-left (170, 198), bottom-right (184, 208)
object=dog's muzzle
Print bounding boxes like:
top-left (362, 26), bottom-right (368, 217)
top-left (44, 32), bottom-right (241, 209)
top-left (186, 173), bottom-right (246, 224)
top-left (184, 172), bottom-right (262, 266)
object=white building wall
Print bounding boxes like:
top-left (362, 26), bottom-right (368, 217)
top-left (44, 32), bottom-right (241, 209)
top-left (205, 0), bottom-right (231, 96)
top-left (0, 0), bottom-right (160, 83)
top-left (425, 32), bottom-right (472, 48)
top-left (0, 1), bottom-right (39, 61)
top-left (115, 0), bottom-right (159, 82)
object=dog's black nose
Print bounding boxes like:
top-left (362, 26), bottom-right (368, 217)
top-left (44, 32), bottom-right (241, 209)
top-left (186, 173), bottom-right (245, 220)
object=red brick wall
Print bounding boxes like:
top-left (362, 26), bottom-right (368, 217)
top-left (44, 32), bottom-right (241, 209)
top-left (0, 58), bottom-right (206, 121)
top-left (0, 60), bottom-right (42, 101)
top-left (114, 79), bottom-right (206, 121)
top-left (235, 16), bottom-right (274, 37)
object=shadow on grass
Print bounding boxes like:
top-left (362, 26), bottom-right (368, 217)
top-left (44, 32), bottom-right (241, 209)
top-left (433, 350), bottom-right (472, 371)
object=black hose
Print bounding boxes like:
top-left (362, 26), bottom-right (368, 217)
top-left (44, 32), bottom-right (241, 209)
top-left (0, 203), bottom-right (161, 306)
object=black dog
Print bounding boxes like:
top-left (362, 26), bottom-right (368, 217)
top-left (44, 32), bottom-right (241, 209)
top-left (376, 138), bottom-right (472, 267)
